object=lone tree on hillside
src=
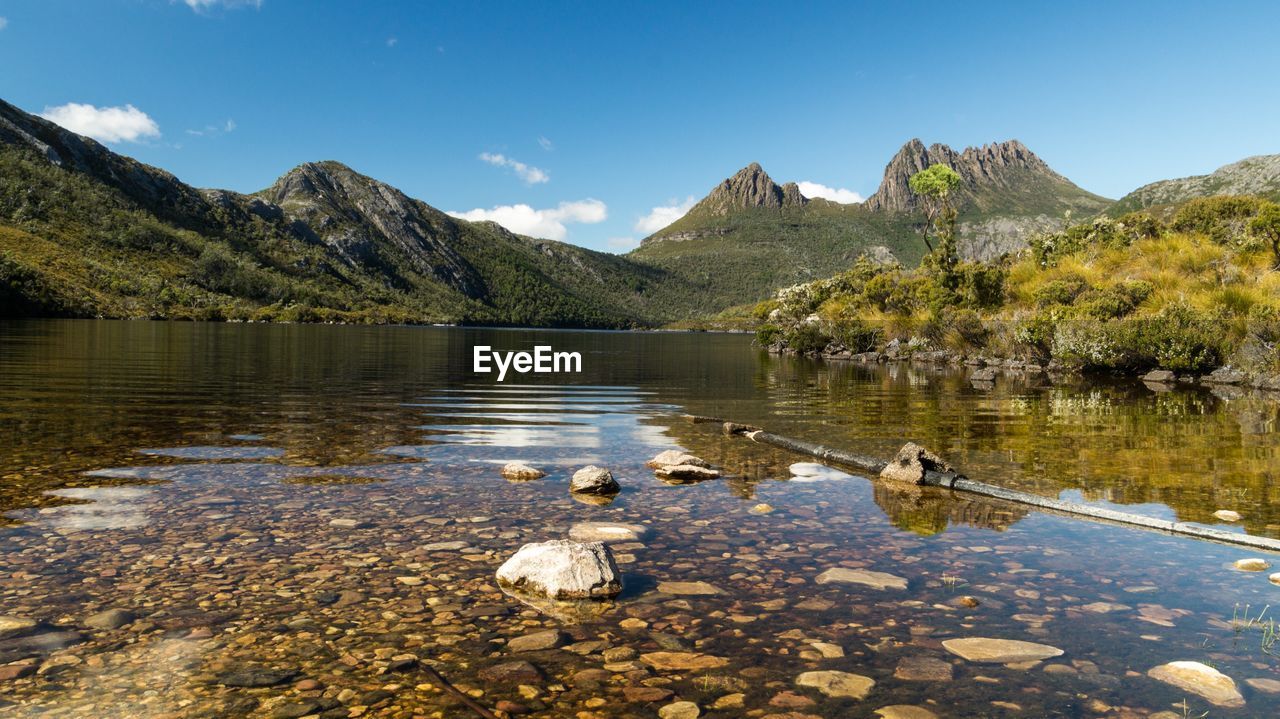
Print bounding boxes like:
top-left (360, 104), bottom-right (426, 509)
top-left (908, 163), bottom-right (963, 287)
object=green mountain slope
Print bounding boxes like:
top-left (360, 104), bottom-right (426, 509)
top-left (628, 163), bottom-right (922, 311)
top-left (0, 98), bottom-right (687, 327)
top-left (1106, 154), bottom-right (1280, 218)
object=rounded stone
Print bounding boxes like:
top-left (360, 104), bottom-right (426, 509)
top-left (495, 539), bottom-right (622, 599)
top-left (570, 466), bottom-right (619, 495)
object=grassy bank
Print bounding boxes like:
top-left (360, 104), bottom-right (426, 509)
top-left (753, 196), bottom-right (1280, 378)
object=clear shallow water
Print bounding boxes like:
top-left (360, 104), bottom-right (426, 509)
top-left (1, 320), bottom-right (1278, 717)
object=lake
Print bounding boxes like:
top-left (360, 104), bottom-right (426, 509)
top-left (1, 319), bottom-right (1278, 717)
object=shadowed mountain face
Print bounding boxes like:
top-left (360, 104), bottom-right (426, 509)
top-left (1107, 154), bottom-right (1280, 217)
top-left (0, 98), bottom-right (693, 326)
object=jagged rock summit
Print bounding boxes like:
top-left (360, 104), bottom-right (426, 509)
top-left (690, 162), bottom-right (807, 217)
top-left (865, 138), bottom-right (1062, 212)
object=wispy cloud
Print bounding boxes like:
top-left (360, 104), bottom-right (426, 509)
top-left (479, 152), bottom-right (549, 185)
top-left (186, 119), bottom-right (236, 137)
top-left (386, 36), bottom-right (398, 47)
top-left (0, 17), bottom-right (9, 31)
top-left (607, 237), bottom-right (640, 251)
top-left (182, 0), bottom-right (263, 12)
top-left (447, 199), bottom-right (607, 241)
top-left (538, 136), bottom-right (553, 151)
top-left (635, 196), bottom-right (696, 235)
top-left (39, 103), bottom-right (161, 144)
top-left (796, 181), bottom-right (864, 204)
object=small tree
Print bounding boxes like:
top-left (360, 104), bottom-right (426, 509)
top-left (1250, 201), bottom-right (1280, 268)
top-left (909, 163), bottom-right (963, 288)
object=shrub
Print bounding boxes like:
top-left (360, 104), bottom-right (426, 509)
top-left (755, 324), bottom-right (782, 347)
top-left (782, 324), bottom-right (832, 354)
top-left (1033, 277), bottom-right (1089, 307)
top-left (1171, 195), bottom-right (1268, 246)
top-left (954, 262), bottom-right (1006, 309)
top-left (831, 318), bottom-right (882, 352)
top-left (1249, 201), bottom-right (1280, 266)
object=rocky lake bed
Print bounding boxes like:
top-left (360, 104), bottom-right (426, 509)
top-left (2, 321), bottom-right (1279, 718)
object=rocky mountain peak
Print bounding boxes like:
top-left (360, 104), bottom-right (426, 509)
top-left (865, 138), bottom-right (1062, 213)
top-left (694, 162), bottom-right (807, 217)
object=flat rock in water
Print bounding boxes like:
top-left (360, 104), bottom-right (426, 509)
top-left (815, 568), bottom-right (908, 590)
top-left (657, 581), bottom-right (723, 596)
top-left (501, 462), bottom-right (546, 481)
top-left (1213, 509), bottom-right (1241, 522)
top-left (568, 521), bottom-right (649, 543)
top-left (875, 706), bottom-right (939, 719)
top-left (1245, 677), bottom-right (1280, 694)
top-left (646, 450), bottom-right (710, 469)
top-left (569, 465), bottom-right (619, 495)
top-left (1147, 661), bottom-right (1245, 708)
top-left (0, 616), bottom-right (37, 640)
top-left (507, 629), bottom-right (563, 652)
top-left (654, 464), bottom-right (721, 481)
top-left (640, 652), bottom-right (729, 671)
top-left (216, 667), bottom-right (298, 687)
top-left (495, 540), bottom-right (622, 599)
top-left (941, 638), bottom-right (1064, 664)
top-left (795, 670), bottom-right (875, 699)
top-left (421, 541), bottom-right (470, 551)
top-left (1232, 557), bottom-right (1270, 572)
top-left (658, 701), bottom-right (701, 719)
top-left (478, 660), bottom-right (543, 684)
top-left (893, 655), bottom-right (953, 682)
top-left (85, 608), bottom-right (135, 630)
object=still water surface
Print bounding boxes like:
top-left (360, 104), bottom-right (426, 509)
top-left (1, 320), bottom-right (1278, 717)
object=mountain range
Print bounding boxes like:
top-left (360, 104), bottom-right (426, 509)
top-left (0, 95), bottom-right (1275, 326)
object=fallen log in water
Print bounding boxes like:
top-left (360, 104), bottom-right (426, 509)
top-left (686, 415), bottom-right (1280, 554)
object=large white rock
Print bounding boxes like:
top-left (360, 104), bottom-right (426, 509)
top-left (496, 540), bottom-right (622, 600)
top-left (1147, 661), bottom-right (1245, 708)
top-left (570, 466), bottom-right (619, 495)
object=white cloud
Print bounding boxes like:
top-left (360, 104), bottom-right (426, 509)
top-left (447, 199), bottom-right (607, 241)
top-left (0, 17), bottom-right (8, 31)
top-left (607, 237), bottom-right (640, 251)
top-left (479, 152), bottom-right (549, 185)
top-left (796, 181), bottom-right (864, 204)
top-left (538, 136), bottom-right (553, 151)
top-left (386, 36), bottom-right (398, 47)
top-left (39, 103), bottom-right (161, 143)
top-left (183, 0), bottom-right (262, 12)
top-left (186, 118), bottom-right (236, 137)
top-left (635, 196), bottom-right (696, 235)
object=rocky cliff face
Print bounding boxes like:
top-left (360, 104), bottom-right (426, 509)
top-left (690, 163), bottom-right (808, 217)
top-left (259, 161), bottom-right (484, 296)
top-left (865, 139), bottom-right (1061, 212)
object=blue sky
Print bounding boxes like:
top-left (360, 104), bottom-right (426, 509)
top-left (1, 0), bottom-right (1278, 252)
